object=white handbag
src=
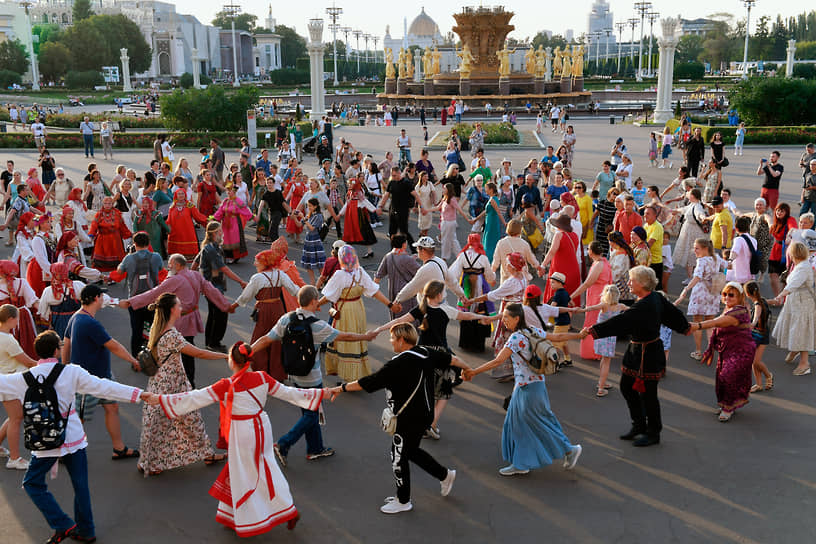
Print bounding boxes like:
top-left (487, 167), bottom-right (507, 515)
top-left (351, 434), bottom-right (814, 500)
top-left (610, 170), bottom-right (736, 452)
top-left (380, 371), bottom-right (424, 435)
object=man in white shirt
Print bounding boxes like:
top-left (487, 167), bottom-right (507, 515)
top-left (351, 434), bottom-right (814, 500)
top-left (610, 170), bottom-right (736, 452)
top-left (470, 149), bottom-right (491, 171)
top-left (31, 120), bottom-right (46, 151)
top-left (391, 237), bottom-right (467, 312)
top-left (550, 105), bottom-right (561, 132)
top-left (492, 219), bottom-right (540, 283)
top-left (0, 330), bottom-right (148, 544)
top-left (79, 116), bottom-right (94, 158)
top-left (277, 141), bottom-right (293, 164)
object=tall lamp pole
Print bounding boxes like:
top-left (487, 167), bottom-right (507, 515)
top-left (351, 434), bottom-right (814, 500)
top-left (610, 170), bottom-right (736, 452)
top-left (326, 3), bottom-right (342, 86)
top-left (742, 0), bottom-right (756, 79)
top-left (627, 18), bottom-right (638, 65)
top-left (223, 3), bottom-right (241, 87)
top-left (605, 28), bottom-right (612, 61)
top-left (372, 36), bottom-right (379, 62)
top-left (341, 26), bottom-right (352, 60)
top-left (353, 29), bottom-right (362, 73)
top-left (18, 1), bottom-right (39, 90)
top-left (633, 2), bottom-right (651, 81)
top-left (615, 21), bottom-right (626, 73)
top-left (364, 33), bottom-right (371, 63)
top-left (647, 11), bottom-right (659, 76)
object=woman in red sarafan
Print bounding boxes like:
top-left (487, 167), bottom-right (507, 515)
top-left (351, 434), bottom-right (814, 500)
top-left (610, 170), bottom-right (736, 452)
top-left (0, 260), bottom-right (38, 358)
top-left (88, 196), bottom-right (131, 272)
top-left (284, 173), bottom-right (306, 243)
top-left (167, 188), bottom-right (209, 262)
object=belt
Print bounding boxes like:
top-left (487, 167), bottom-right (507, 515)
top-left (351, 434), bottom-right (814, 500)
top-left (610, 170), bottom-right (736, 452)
top-left (257, 297), bottom-right (281, 303)
top-left (630, 337), bottom-right (660, 392)
top-left (181, 306), bottom-right (198, 316)
top-left (52, 311), bottom-right (76, 315)
top-left (339, 296), bottom-right (361, 302)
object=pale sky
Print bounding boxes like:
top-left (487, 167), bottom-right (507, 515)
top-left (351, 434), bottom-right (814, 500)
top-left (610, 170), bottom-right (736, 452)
top-left (173, 0), bottom-right (810, 42)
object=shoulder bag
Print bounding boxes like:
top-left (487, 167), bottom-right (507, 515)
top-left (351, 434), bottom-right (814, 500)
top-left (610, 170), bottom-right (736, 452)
top-left (520, 329), bottom-right (561, 375)
top-left (137, 330), bottom-right (172, 377)
top-left (328, 272), bottom-right (359, 322)
top-left (380, 370), bottom-right (424, 435)
top-left (692, 204), bottom-right (711, 234)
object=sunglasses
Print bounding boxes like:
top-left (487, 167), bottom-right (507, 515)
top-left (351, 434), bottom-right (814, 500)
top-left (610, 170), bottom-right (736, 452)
top-left (721, 292), bottom-right (737, 298)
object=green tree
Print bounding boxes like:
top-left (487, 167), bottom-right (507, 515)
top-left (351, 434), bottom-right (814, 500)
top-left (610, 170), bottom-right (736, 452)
top-left (276, 24), bottom-right (306, 68)
top-left (59, 14), bottom-right (151, 73)
top-left (531, 32), bottom-right (568, 51)
top-left (323, 39), bottom-right (346, 58)
top-left (31, 24), bottom-right (63, 55)
top-left (677, 34), bottom-right (705, 63)
top-left (0, 39), bottom-right (28, 75)
top-left (72, 0), bottom-right (94, 22)
top-left (211, 11), bottom-right (257, 32)
top-left (160, 86), bottom-right (259, 131)
top-left (729, 77), bottom-right (816, 125)
top-left (702, 15), bottom-right (737, 71)
top-left (38, 42), bottom-right (71, 82)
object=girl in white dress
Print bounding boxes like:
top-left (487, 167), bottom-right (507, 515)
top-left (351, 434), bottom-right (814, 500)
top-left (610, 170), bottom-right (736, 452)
top-left (675, 238), bottom-right (721, 360)
top-left (414, 172), bottom-right (436, 236)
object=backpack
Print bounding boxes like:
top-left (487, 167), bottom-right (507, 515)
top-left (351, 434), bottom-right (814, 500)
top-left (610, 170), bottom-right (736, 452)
top-left (22, 364), bottom-right (69, 451)
top-left (741, 234), bottom-right (761, 275)
top-left (520, 329), bottom-right (563, 375)
top-left (281, 312), bottom-right (319, 376)
top-left (130, 251), bottom-right (157, 296)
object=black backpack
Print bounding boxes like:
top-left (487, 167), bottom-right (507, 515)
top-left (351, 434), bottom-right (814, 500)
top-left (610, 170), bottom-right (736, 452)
top-left (130, 251), bottom-right (157, 296)
top-left (741, 234), bottom-right (761, 275)
top-left (281, 312), bottom-right (319, 377)
top-left (22, 364), bottom-right (69, 451)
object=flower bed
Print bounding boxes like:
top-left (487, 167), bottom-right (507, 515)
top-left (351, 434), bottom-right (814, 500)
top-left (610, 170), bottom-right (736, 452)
top-left (449, 122), bottom-right (520, 146)
top-left (664, 119), bottom-right (816, 145)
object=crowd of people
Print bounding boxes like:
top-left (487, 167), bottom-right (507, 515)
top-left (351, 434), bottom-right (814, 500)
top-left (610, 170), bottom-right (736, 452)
top-left (0, 116), bottom-right (814, 543)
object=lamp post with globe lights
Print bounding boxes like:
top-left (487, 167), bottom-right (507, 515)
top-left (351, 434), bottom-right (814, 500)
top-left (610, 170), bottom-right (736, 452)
top-left (223, 2), bottom-right (241, 87)
top-left (353, 29), bottom-right (363, 74)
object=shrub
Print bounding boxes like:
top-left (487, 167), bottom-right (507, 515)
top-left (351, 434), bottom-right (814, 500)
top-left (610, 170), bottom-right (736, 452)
top-left (0, 70), bottom-right (22, 89)
top-left (179, 72), bottom-right (213, 88)
top-left (160, 85), bottom-right (259, 131)
top-left (729, 77), bottom-right (816, 126)
top-left (65, 70), bottom-right (104, 89)
top-left (267, 68), bottom-right (310, 86)
top-left (664, 120), bottom-right (816, 146)
top-left (674, 61), bottom-right (705, 80)
top-left (0, 131), bottom-right (249, 149)
top-left (450, 122), bottom-right (519, 146)
top-left (792, 64), bottom-right (816, 79)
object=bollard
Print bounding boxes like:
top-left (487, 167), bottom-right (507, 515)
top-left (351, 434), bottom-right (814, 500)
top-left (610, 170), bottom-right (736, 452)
top-left (609, 115), bottom-right (615, 125)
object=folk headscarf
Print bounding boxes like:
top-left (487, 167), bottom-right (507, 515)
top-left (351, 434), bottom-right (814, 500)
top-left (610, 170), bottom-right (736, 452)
top-left (173, 188), bottom-right (187, 208)
top-left (262, 237), bottom-right (289, 270)
top-left (55, 231), bottom-right (78, 256)
top-left (15, 211), bottom-right (35, 238)
top-left (49, 262), bottom-right (75, 300)
top-left (460, 232), bottom-right (486, 256)
top-left (338, 245), bottom-right (359, 272)
top-left (507, 252), bottom-right (525, 272)
top-left (68, 188), bottom-right (86, 210)
top-left (60, 205), bottom-right (74, 229)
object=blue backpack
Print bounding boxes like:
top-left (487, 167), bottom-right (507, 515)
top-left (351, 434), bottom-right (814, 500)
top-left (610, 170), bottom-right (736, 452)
top-left (23, 364), bottom-right (69, 451)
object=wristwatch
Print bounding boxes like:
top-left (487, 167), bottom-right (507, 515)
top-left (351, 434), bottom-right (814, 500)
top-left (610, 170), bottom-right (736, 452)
top-left (341, 383), bottom-right (347, 392)
top-left (387, 302), bottom-right (394, 309)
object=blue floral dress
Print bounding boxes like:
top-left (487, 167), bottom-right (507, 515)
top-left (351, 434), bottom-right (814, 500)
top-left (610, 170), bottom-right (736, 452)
top-left (300, 214), bottom-right (326, 270)
top-left (593, 308), bottom-right (621, 357)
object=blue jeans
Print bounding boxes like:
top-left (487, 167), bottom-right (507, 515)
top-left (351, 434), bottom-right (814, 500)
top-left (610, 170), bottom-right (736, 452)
top-left (800, 199), bottom-right (816, 217)
top-left (455, 113), bottom-right (462, 123)
top-left (24, 448), bottom-right (94, 538)
top-left (276, 383), bottom-right (323, 455)
top-left (82, 134), bottom-right (94, 157)
top-left (399, 147), bottom-right (412, 164)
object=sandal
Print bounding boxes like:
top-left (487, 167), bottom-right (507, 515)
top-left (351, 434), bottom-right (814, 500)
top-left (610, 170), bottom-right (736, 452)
top-left (765, 373), bottom-right (774, 390)
top-left (204, 453), bottom-right (227, 465)
top-left (112, 447), bottom-right (140, 460)
top-left (749, 384), bottom-right (762, 394)
top-left (136, 465), bottom-right (162, 476)
top-left (595, 388), bottom-right (608, 397)
top-left (718, 410), bottom-right (733, 422)
top-left (690, 351), bottom-right (703, 361)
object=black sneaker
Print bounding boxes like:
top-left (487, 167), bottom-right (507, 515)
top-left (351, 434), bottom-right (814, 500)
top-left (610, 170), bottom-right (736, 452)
top-left (46, 525), bottom-right (76, 544)
top-left (306, 447), bottom-right (335, 460)
top-left (619, 427), bottom-right (646, 440)
top-left (632, 434), bottom-right (660, 447)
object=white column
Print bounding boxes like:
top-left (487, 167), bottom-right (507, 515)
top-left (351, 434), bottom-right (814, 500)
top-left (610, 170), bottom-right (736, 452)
top-left (786, 39), bottom-right (796, 78)
top-left (307, 19), bottom-right (326, 119)
top-left (191, 47), bottom-right (201, 89)
top-left (654, 18), bottom-right (679, 124)
top-left (120, 48), bottom-right (133, 92)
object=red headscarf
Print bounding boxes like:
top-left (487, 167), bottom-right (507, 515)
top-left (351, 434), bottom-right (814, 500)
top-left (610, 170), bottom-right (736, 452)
top-left (55, 231), bottom-right (78, 256)
top-left (15, 211), bottom-right (35, 238)
top-left (257, 238), bottom-right (289, 270)
top-left (173, 188), bottom-right (187, 205)
top-left (460, 233), bottom-right (485, 256)
top-left (68, 188), bottom-right (86, 210)
top-left (507, 252), bottom-right (525, 272)
top-left (0, 260), bottom-right (19, 282)
top-left (49, 262), bottom-right (75, 300)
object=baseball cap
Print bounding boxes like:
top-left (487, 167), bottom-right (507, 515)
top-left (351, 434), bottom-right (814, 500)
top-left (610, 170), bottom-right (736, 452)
top-left (524, 285), bottom-right (542, 298)
top-left (413, 236), bottom-right (436, 249)
top-left (80, 284), bottom-right (107, 305)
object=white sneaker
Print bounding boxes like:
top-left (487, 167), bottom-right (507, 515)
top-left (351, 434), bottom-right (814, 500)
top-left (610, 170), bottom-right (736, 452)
top-left (6, 457), bottom-right (29, 470)
top-left (657, 165), bottom-right (664, 169)
top-left (380, 498), bottom-right (413, 514)
top-left (669, 162), bottom-right (673, 168)
top-left (563, 445), bottom-right (582, 470)
top-left (0, 446), bottom-right (8, 458)
top-left (440, 469), bottom-right (456, 497)
top-left (498, 464), bottom-right (529, 476)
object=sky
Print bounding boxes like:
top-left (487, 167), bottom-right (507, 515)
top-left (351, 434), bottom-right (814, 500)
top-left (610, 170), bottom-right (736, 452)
top-left (173, 0), bottom-right (811, 42)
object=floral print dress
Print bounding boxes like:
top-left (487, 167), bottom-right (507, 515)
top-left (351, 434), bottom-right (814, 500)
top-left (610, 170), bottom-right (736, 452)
top-left (138, 328), bottom-right (214, 474)
top-left (688, 256), bottom-right (720, 316)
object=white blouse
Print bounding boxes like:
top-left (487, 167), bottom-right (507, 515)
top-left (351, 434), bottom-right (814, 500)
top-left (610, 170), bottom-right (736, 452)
top-left (234, 270), bottom-right (299, 307)
top-left (321, 268), bottom-right (380, 303)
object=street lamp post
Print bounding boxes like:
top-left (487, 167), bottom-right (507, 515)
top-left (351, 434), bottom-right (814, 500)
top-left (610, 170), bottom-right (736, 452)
top-left (615, 21), bottom-right (626, 73)
top-left (372, 36), bottom-right (379, 63)
top-left (326, 4), bottom-right (342, 87)
top-left (19, 1), bottom-right (40, 90)
top-left (647, 12), bottom-right (659, 77)
top-left (634, 2), bottom-right (651, 82)
top-left (364, 34), bottom-right (371, 63)
top-left (223, 3), bottom-right (241, 87)
top-left (742, 0), bottom-right (756, 79)
top-left (341, 26), bottom-right (352, 60)
top-left (627, 18), bottom-right (638, 66)
top-left (605, 28), bottom-right (612, 62)
top-left (353, 29), bottom-right (362, 74)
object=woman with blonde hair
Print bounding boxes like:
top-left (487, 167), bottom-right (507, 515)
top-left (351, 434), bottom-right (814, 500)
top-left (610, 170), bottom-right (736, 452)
top-left (675, 238), bottom-right (721, 360)
top-left (138, 293), bottom-right (228, 476)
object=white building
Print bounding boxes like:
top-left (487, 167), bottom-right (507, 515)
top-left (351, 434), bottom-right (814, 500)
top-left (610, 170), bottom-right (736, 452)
top-left (0, 2), bottom-right (37, 84)
top-left (252, 6), bottom-right (281, 76)
top-left (383, 8), bottom-right (444, 53)
top-left (679, 17), bottom-right (713, 36)
top-left (587, 0), bottom-right (615, 47)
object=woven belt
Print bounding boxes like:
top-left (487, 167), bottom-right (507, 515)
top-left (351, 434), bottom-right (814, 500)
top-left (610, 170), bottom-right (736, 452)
top-left (339, 296), bottom-right (361, 302)
top-left (257, 297), bottom-right (281, 303)
top-left (181, 306), bottom-right (199, 316)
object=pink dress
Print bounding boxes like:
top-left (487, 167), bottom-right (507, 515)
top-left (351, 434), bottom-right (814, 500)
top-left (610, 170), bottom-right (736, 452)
top-left (285, 181), bottom-right (306, 235)
top-left (580, 258), bottom-right (612, 360)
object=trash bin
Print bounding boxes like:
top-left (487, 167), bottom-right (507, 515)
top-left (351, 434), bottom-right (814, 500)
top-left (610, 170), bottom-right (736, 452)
top-left (609, 115), bottom-right (615, 125)
top-left (0, 123), bottom-right (5, 133)
top-left (359, 119), bottom-right (365, 126)
top-left (707, 118), bottom-right (715, 127)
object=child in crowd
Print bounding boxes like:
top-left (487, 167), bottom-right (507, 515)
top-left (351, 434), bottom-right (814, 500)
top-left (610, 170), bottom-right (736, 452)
top-left (573, 285), bottom-right (627, 397)
top-left (661, 231), bottom-right (673, 291)
top-left (734, 122), bottom-right (746, 156)
top-left (648, 132), bottom-right (658, 167)
top-left (546, 272), bottom-right (573, 367)
top-left (745, 280), bottom-right (773, 392)
top-left (292, 198), bottom-right (326, 285)
top-left (632, 177), bottom-right (647, 209)
top-left (316, 240), bottom-right (344, 290)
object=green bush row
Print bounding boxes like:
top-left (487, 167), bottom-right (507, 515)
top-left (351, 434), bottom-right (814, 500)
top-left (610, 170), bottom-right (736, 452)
top-left (665, 119), bottom-right (816, 145)
top-left (0, 131), bottom-right (247, 149)
top-left (449, 122), bottom-right (520, 145)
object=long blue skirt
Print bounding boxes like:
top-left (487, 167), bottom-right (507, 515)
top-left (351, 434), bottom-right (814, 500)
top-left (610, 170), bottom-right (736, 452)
top-left (501, 380), bottom-right (573, 470)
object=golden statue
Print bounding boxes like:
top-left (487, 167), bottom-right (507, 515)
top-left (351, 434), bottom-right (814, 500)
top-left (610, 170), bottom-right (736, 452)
top-left (457, 44), bottom-right (475, 79)
top-left (534, 45), bottom-right (548, 78)
top-left (524, 47), bottom-right (536, 75)
top-left (561, 52), bottom-right (571, 80)
top-left (397, 47), bottom-right (406, 79)
top-left (496, 45), bottom-right (516, 77)
top-left (422, 47), bottom-right (432, 77)
top-left (431, 47), bottom-right (442, 76)
top-left (406, 48), bottom-right (415, 79)
top-left (384, 47), bottom-right (395, 79)
top-left (552, 46), bottom-right (562, 78)
top-left (572, 45), bottom-right (584, 77)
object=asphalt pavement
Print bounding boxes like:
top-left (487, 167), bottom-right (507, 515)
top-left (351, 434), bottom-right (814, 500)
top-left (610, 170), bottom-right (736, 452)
top-left (0, 119), bottom-right (813, 543)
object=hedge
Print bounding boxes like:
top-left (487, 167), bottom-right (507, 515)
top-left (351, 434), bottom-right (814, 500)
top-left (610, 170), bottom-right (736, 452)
top-left (665, 119), bottom-right (816, 145)
top-left (449, 122), bottom-right (519, 146)
top-left (0, 131), bottom-right (247, 149)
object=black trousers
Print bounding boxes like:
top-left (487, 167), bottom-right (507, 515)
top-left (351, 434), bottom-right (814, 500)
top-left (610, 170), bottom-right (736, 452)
top-left (325, 205), bottom-right (342, 239)
top-left (688, 158), bottom-right (701, 178)
top-left (620, 373), bottom-right (662, 437)
top-left (204, 299), bottom-right (228, 348)
top-left (127, 307), bottom-right (153, 357)
top-left (388, 211), bottom-right (415, 253)
top-left (650, 262), bottom-right (664, 292)
top-left (182, 336), bottom-right (196, 388)
top-left (268, 212), bottom-right (282, 243)
top-left (391, 421), bottom-right (448, 504)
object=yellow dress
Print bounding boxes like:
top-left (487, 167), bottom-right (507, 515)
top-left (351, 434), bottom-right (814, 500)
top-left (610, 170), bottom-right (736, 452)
top-left (576, 193), bottom-right (594, 245)
top-left (324, 284), bottom-right (370, 381)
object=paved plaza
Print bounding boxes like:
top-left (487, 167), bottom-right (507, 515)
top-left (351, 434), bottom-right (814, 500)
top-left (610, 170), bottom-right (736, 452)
top-left (0, 119), bottom-right (813, 543)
